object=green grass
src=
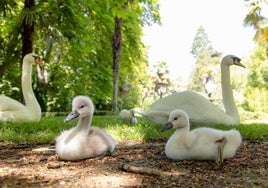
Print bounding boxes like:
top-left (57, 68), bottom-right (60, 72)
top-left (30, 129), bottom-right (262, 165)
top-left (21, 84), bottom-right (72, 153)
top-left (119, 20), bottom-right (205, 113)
top-left (0, 115), bottom-right (267, 144)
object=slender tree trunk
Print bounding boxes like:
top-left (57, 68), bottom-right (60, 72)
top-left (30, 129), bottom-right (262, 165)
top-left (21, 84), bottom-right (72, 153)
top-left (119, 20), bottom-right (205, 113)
top-left (22, 0), bottom-right (34, 57)
top-left (20, 0), bottom-right (35, 103)
top-left (118, 163), bottom-right (181, 177)
top-left (0, 0), bottom-right (34, 77)
top-left (112, 17), bottom-right (123, 113)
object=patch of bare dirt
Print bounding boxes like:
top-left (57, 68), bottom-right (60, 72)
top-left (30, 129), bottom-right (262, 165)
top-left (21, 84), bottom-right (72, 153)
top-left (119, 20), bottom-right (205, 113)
top-left (0, 140), bottom-right (267, 187)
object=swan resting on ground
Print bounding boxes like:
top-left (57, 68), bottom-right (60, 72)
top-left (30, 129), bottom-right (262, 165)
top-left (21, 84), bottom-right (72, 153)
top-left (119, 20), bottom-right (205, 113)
top-left (55, 95), bottom-right (116, 161)
top-left (161, 109), bottom-right (242, 163)
top-left (120, 109), bottom-right (137, 124)
top-left (131, 55), bottom-right (245, 126)
top-left (0, 53), bottom-right (42, 122)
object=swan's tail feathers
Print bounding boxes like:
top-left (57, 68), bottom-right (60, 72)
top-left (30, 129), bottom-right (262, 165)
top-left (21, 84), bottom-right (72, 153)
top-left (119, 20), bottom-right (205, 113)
top-left (224, 129), bottom-right (242, 157)
top-left (216, 136), bottom-right (227, 163)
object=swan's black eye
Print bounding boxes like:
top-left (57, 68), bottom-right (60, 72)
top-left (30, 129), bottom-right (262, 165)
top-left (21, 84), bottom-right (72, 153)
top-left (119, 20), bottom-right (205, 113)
top-left (174, 117), bottom-right (178, 120)
top-left (231, 56), bottom-right (241, 63)
top-left (80, 105), bottom-right (85, 108)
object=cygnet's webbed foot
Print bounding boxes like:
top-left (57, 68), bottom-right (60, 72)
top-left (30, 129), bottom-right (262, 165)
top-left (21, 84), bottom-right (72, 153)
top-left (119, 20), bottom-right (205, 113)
top-left (216, 145), bottom-right (223, 164)
top-left (215, 136), bottom-right (227, 164)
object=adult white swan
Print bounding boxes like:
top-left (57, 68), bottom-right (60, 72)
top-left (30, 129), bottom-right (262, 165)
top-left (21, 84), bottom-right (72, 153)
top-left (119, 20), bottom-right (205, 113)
top-left (133, 55), bottom-right (245, 126)
top-left (0, 53), bottom-right (42, 122)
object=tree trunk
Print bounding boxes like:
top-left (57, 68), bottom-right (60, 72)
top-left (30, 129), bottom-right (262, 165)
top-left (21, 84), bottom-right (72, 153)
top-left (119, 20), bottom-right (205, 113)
top-left (0, 0), bottom-right (35, 77)
top-left (22, 0), bottom-right (34, 57)
top-left (111, 17), bottom-right (123, 113)
top-left (20, 0), bottom-right (35, 103)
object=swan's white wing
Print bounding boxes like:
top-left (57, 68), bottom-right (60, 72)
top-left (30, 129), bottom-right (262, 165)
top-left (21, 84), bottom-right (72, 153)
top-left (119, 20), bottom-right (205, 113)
top-left (135, 110), bottom-right (170, 125)
top-left (147, 91), bottom-right (235, 126)
top-left (0, 95), bottom-right (25, 111)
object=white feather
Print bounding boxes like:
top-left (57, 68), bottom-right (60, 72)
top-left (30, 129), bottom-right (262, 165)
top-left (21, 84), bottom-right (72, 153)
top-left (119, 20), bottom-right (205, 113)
top-left (56, 96), bottom-right (116, 161)
top-left (163, 109), bottom-right (242, 161)
top-left (135, 55), bottom-right (245, 126)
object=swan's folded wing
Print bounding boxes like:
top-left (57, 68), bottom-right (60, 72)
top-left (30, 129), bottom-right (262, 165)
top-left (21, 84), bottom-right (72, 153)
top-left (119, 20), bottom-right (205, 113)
top-left (0, 95), bottom-right (25, 111)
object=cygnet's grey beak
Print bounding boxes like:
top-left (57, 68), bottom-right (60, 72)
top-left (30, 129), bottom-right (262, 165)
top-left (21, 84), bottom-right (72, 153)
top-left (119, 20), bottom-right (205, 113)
top-left (64, 110), bottom-right (80, 122)
top-left (160, 121), bottom-right (174, 132)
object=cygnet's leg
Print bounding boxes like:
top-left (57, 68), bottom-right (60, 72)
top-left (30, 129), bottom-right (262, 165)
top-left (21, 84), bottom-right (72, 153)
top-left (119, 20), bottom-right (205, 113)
top-left (215, 136), bottom-right (227, 163)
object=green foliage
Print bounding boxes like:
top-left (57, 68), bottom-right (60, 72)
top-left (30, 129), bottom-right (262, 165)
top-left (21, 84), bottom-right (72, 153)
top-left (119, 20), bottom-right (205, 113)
top-left (244, 0), bottom-right (268, 46)
top-left (243, 46), bottom-right (268, 113)
top-left (190, 25), bottom-right (214, 58)
top-left (194, 123), bottom-right (268, 140)
top-left (238, 123), bottom-right (268, 140)
top-left (188, 26), bottom-right (221, 93)
top-left (0, 117), bottom-right (64, 144)
top-left (0, 0), bottom-right (161, 112)
top-left (188, 49), bottom-right (220, 92)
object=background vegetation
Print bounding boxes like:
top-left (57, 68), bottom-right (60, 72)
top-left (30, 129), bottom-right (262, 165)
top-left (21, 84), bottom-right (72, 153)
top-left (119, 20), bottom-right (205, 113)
top-left (0, 0), bottom-right (267, 121)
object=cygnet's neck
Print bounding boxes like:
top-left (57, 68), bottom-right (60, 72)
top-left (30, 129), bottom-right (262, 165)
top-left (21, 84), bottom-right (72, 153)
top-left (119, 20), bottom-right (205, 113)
top-left (171, 125), bottom-right (190, 147)
top-left (76, 114), bottom-right (92, 132)
top-left (174, 123), bottom-right (190, 135)
top-left (64, 114), bottom-right (92, 144)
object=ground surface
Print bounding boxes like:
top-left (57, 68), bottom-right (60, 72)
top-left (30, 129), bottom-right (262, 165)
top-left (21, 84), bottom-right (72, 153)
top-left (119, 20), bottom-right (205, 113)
top-left (0, 139), bottom-right (267, 188)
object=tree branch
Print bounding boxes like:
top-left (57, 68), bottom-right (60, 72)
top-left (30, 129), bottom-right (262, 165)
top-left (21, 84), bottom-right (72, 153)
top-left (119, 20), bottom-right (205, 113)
top-left (118, 163), bottom-right (181, 177)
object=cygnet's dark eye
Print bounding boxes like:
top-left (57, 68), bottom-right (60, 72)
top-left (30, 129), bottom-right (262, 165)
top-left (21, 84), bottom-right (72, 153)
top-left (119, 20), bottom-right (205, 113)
top-left (80, 105), bottom-right (85, 108)
top-left (174, 117), bottom-right (178, 120)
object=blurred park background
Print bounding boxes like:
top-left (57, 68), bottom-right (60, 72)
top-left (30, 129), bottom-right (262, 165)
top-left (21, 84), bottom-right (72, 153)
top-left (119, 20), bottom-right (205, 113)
top-left (0, 0), bottom-right (267, 123)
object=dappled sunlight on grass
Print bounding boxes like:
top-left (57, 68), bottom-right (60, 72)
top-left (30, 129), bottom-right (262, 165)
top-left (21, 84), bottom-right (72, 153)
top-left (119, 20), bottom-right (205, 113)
top-left (98, 116), bottom-right (173, 142)
top-left (0, 115), bottom-right (267, 144)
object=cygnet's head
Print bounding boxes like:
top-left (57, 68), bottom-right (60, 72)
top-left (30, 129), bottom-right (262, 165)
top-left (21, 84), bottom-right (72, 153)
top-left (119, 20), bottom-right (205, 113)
top-left (64, 95), bottom-right (94, 122)
top-left (161, 109), bottom-right (189, 131)
top-left (23, 53), bottom-right (43, 65)
top-left (222, 55), bottom-right (245, 68)
top-left (119, 109), bottom-right (138, 124)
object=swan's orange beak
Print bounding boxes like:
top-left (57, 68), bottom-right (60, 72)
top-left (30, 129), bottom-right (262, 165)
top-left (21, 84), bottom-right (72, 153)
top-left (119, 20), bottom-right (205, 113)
top-left (32, 55), bottom-right (43, 65)
top-left (34, 57), bottom-right (43, 65)
top-left (234, 59), bottom-right (245, 68)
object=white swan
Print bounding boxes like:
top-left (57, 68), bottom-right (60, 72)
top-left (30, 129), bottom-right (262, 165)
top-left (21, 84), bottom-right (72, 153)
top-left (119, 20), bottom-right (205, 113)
top-left (134, 55), bottom-right (245, 126)
top-left (161, 109), bottom-right (242, 163)
top-left (55, 95), bottom-right (116, 161)
top-left (120, 109), bottom-right (138, 124)
top-left (0, 53), bottom-right (42, 122)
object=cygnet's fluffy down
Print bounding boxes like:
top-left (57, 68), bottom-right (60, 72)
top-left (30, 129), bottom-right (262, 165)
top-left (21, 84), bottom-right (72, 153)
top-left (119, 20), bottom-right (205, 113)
top-left (119, 109), bottom-right (137, 124)
top-left (161, 109), bottom-right (242, 163)
top-left (55, 95), bottom-right (116, 161)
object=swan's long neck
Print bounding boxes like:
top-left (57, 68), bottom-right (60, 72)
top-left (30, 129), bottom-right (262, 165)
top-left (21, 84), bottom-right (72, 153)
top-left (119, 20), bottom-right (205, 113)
top-left (221, 63), bottom-right (240, 122)
top-left (22, 59), bottom-right (41, 113)
top-left (64, 114), bottom-right (92, 144)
